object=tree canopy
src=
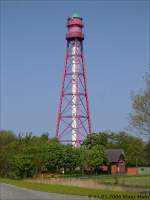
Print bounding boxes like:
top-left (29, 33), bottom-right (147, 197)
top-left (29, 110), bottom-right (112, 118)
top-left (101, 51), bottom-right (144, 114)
top-left (0, 130), bottom-right (149, 178)
top-left (130, 67), bottom-right (150, 136)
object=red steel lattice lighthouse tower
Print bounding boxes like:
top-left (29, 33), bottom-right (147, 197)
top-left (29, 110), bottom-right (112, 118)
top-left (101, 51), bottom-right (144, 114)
top-left (56, 13), bottom-right (92, 146)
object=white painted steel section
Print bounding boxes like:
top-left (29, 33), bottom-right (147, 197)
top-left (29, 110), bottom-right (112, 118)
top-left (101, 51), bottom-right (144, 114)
top-left (71, 45), bottom-right (78, 146)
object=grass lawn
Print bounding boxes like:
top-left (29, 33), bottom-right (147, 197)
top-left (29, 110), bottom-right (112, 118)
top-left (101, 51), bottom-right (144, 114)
top-left (92, 175), bottom-right (150, 188)
top-left (0, 178), bottom-right (150, 200)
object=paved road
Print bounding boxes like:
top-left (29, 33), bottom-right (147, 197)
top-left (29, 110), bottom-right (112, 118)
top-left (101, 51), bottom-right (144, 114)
top-left (0, 183), bottom-right (93, 200)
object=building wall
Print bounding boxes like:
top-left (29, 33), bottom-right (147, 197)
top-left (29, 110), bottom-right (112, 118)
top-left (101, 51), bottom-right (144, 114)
top-left (111, 161), bottom-right (126, 174)
top-left (127, 167), bottom-right (138, 175)
top-left (127, 167), bottom-right (150, 176)
top-left (118, 162), bottom-right (126, 173)
top-left (111, 165), bottom-right (117, 174)
top-left (138, 167), bottom-right (150, 175)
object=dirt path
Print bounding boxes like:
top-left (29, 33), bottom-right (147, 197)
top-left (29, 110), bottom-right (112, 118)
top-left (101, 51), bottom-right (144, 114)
top-left (32, 178), bottom-right (150, 193)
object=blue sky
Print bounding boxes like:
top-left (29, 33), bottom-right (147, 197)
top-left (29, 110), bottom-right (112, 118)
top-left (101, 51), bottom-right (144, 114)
top-left (1, 0), bottom-right (149, 137)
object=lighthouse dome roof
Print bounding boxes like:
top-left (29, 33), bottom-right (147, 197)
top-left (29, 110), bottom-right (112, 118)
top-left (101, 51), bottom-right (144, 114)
top-left (71, 13), bottom-right (81, 19)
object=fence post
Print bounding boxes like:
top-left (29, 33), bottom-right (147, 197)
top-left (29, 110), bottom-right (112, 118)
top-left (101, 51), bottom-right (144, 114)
top-left (40, 174), bottom-right (43, 183)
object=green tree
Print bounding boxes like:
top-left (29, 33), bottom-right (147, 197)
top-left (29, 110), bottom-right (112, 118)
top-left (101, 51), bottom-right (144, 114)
top-left (40, 133), bottom-right (49, 141)
top-left (107, 132), bottom-right (146, 166)
top-left (130, 67), bottom-right (150, 135)
top-left (89, 145), bottom-right (108, 171)
top-left (0, 130), bottom-right (16, 147)
top-left (0, 130), bottom-right (17, 177)
top-left (5, 133), bottom-right (51, 178)
top-left (10, 154), bottom-right (35, 178)
top-left (61, 145), bottom-right (80, 173)
top-left (45, 139), bottom-right (63, 171)
top-left (144, 139), bottom-right (150, 166)
top-left (82, 132), bottom-right (108, 148)
top-left (79, 144), bottom-right (107, 173)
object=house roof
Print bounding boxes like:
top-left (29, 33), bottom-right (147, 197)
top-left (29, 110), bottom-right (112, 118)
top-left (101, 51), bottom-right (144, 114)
top-left (106, 149), bottom-right (125, 163)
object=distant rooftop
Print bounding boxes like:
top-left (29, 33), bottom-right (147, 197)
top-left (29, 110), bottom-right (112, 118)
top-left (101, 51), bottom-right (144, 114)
top-left (106, 149), bottom-right (125, 163)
